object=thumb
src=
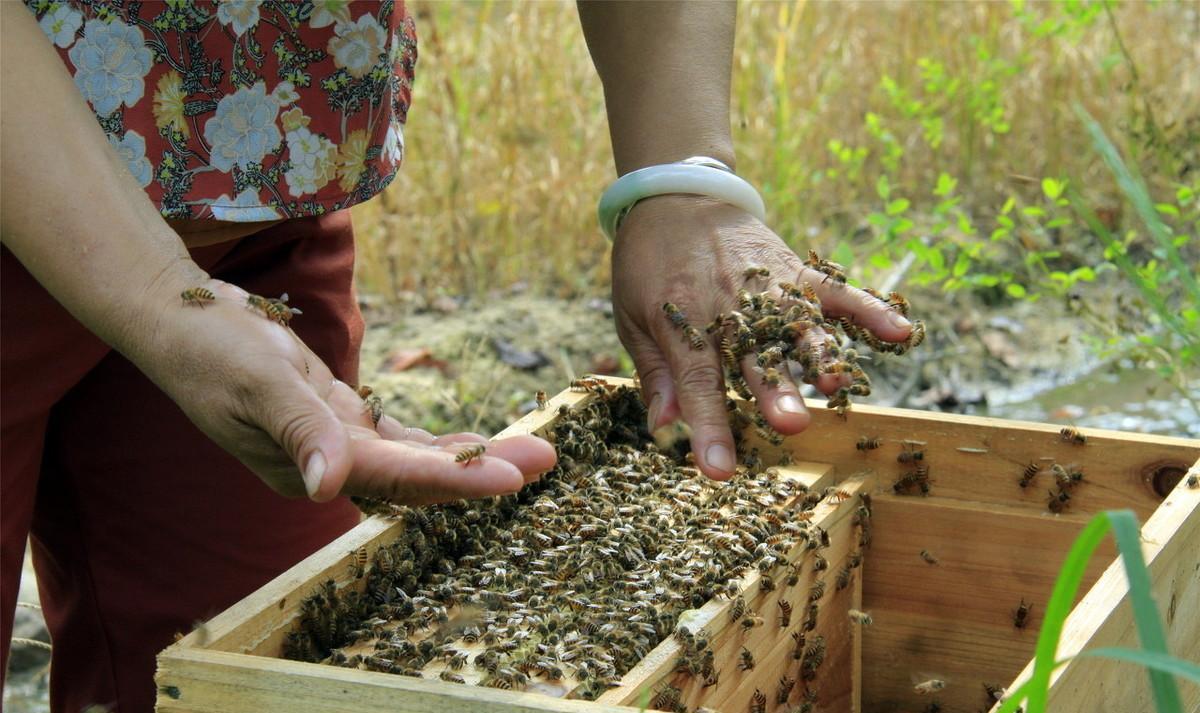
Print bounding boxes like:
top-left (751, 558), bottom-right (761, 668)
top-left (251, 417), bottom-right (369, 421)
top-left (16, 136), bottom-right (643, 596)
top-left (257, 376), bottom-right (352, 502)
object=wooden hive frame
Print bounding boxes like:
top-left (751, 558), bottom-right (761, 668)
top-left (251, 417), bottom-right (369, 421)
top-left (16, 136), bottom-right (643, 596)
top-left (156, 378), bottom-right (1200, 713)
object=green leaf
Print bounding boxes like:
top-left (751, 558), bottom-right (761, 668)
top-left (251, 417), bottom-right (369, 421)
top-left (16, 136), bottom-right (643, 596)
top-left (1023, 206), bottom-right (1047, 218)
top-left (868, 253), bottom-right (892, 270)
top-left (830, 242), bottom-right (855, 268)
top-left (1006, 283), bottom-right (1027, 298)
top-left (1155, 203), bottom-right (1180, 217)
top-left (1002, 196), bottom-right (1016, 214)
top-left (952, 251), bottom-right (971, 277)
top-left (1042, 177), bottom-right (1065, 200)
top-left (876, 174), bottom-right (891, 200)
top-left (1071, 266), bottom-right (1096, 282)
top-left (935, 172), bottom-right (957, 197)
top-left (1078, 648), bottom-right (1200, 686)
top-left (886, 198), bottom-right (911, 216)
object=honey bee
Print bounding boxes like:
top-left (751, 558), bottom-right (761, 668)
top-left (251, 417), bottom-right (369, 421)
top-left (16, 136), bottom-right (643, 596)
top-left (984, 683), bottom-right (1006, 701)
top-left (828, 489), bottom-right (854, 503)
top-left (439, 671), bottom-right (465, 684)
top-left (683, 324), bottom-right (706, 351)
top-left (914, 679), bottom-right (946, 695)
top-left (808, 579), bottom-right (825, 601)
top-left (1013, 598), bottom-right (1033, 629)
top-left (856, 436), bottom-right (881, 451)
top-left (355, 384), bottom-right (374, 399)
top-left (364, 395), bottom-right (383, 426)
top-left (760, 366), bottom-right (781, 387)
top-left (886, 291), bottom-right (910, 316)
top-left (265, 293), bottom-right (302, 324)
top-left (750, 688), bottom-right (767, 713)
top-left (1047, 488), bottom-right (1071, 514)
top-left (801, 282), bottom-right (821, 307)
top-left (663, 302), bottom-right (688, 328)
top-left (776, 675), bottom-right (796, 704)
top-left (650, 684), bottom-right (682, 711)
top-left (1019, 462), bottom-right (1040, 489)
top-left (741, 613), bottom-right (765, 631)
top-left (897, 443), bottom-right (925, 463)
top-left (729, 595), bottom-right (747, 622)
top-left (835, 566), bottom-right (852, 591)
top-left (848, 609), bottom-right (873, 625)
top-left (778, 599), bottom-right (793, 627)
top-left (180, 287), bottom-right (215, 307)
top-left (569, 377), bottom-right (607, 391)
top-left (738, 646), bottom-right (755, 671)
top-left (920, 549), bottom-right (939, 565)
top-left (455, 444), bottom-right (486, 466)
top-left (535, 391), bottom-right (547, 410)
top-left (1187, 473), bottom-right (1199, 489)
top-left (349, 546), bottom-right (368, 578)
top-left (743, 266), bottom-right (770, 280)
top-left (905, 319), bottom-right (926, 349)
top-left (1059, 426), bottom-right (1087, 445)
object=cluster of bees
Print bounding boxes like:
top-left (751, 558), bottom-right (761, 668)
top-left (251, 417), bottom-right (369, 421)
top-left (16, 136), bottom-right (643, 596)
top-left (287, 386), bottom-right (870, 711)
top-left (180, 287), bottom-right (302, 325)
top-left (663, 252), bottom-right (925, 419)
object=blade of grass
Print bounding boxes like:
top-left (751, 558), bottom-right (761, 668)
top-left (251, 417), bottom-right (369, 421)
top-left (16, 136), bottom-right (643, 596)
top-left (1106, 510), bottom-right (1183, 713)
top-left (1023, 513), bottom-right (1112, 712)
top-left (1078, 648), bottom-right (1200, 687)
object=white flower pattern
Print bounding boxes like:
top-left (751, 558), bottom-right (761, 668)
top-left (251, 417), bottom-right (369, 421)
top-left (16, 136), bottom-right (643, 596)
top-left (108, 130), bottom-right (152, 187)
top-left (203, 81), bottom-right (281, 173)
top-left (210, 188), bottom-right (283, 221)
top-left (38, 2), bottom-right (83, 48)
top-left (310, 0), bottom-right (352, 29)
top-left (68, 19), bottom-right (152, 115)
top-left (382, 120), bottom-right (404, 167)
top-left (284, 128), bottom-right (339, 197)
top-left (328, 14), bottom-right (386, 79)
top-left (216, 0), bottom-right (261, 37)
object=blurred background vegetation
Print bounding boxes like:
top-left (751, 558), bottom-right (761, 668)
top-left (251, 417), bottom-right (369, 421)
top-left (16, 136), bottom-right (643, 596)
top-left (348, 0), bottom-right (1198, 433)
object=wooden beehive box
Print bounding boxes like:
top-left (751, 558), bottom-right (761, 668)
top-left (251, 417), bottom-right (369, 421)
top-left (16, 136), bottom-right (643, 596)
top-left (156, 378), bottom-right (1200, 713)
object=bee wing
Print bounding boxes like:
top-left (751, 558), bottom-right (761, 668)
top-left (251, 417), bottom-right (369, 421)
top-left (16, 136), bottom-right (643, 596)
top-left (910, 671), bottom-right (950, 686)
top-left (289, 307), bottom-right (303, 315)
top-left (278, 292), bottom-right (289, 303)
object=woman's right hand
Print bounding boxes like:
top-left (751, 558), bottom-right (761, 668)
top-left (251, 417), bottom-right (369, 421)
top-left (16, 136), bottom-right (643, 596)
top-left (132, 276), bottom-right (557, 506)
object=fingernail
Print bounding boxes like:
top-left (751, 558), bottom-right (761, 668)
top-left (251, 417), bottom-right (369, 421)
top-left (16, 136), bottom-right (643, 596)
top-left (887, 310), bottom-right (912, 329)
top-left (303, 451), bottom-right (326, 498)
top-left (646, 393), bottom-right (663, 431)
top-left (704, 443), bottom-right (735, 474)
top-left (777, 394), bottom-right (804, 414)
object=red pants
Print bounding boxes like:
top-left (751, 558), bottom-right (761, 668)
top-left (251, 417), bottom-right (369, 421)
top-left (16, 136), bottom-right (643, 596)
top-left (1, 213), bottom-right (363, 712)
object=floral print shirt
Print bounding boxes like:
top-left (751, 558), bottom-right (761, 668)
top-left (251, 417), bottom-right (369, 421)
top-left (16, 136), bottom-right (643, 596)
top-left (25, 1), bottom-right (417, 222)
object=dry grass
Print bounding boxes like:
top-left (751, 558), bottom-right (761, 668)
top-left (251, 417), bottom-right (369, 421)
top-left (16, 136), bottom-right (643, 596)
top-left (351, 0), bottom-right (1199, 300)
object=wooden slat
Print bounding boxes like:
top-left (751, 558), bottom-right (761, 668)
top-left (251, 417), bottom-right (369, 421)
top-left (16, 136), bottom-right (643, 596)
top-left (157, 648), bottom-right (640, 713)
top-left (737, 398), bottom-right (1199, 520)
top-left (861, 495), bottom-right (1116, 712)
top-left (997, 456), bottom-right (1200, 713)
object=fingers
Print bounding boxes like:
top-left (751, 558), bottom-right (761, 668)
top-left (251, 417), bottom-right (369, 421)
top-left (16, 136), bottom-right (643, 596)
top-left (347, 440), bottom-right (526, 506)
top-left (253, 374), bottom-right (352, 503)
top-left (375, 415), bottom-right (435, 445)
top-left (656, 332), bottom-right (737, 481)
top-left (622, 330), bottom-right (681, 431)
top-left (804, 267), bottom-right (911, 342)
top-left (739, 354), bottom-right (810, 434)
top-left (454, 435), bottom-right (557, 484)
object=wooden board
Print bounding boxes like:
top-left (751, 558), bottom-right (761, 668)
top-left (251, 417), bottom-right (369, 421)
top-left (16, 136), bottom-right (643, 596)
top-left (736, 397), bottom-right (1199, 520)
top-left (860, 495), bottom-right (1117, 713)
top-left (996, 457), bottom-right (1200, 713)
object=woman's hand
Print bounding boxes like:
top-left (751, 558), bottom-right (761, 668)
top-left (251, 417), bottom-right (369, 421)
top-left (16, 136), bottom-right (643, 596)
top-left (612, 195), bottom-right (913, 480)
top-left (134, 278), bottom-right (556, 505)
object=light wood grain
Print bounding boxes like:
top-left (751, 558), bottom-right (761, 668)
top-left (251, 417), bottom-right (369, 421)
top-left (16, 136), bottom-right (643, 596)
top-left (737, 397), bottom-right (1199, 520)
top-left (996, 455), bottom-right (1200, 713)
top-left (860, 495), bottom-right (1117, 713)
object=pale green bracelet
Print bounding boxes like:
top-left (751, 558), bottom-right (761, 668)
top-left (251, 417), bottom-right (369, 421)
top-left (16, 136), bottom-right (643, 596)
top-left (597, 156), bottom-right (767, 241)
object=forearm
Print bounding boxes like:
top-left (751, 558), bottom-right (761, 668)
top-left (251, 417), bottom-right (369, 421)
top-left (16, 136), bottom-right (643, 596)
top-left (578, 0), bottom-right (736, 175)
top-left (0, 4), bottom-right (203, 353)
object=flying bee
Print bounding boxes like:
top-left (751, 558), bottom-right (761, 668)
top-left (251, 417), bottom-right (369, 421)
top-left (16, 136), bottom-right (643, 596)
top-left (856, 436), bottom-right (881, 451)
top-left (914, 679), bottom-right (946, 695)
top-left (683, 324), bottom-right (706, 351)
top-left (920, 549), bottom-right (939, 565)
top-left (663, 302), bottom-right (688, 328)
top-left (455, 444), bottom-right (486, 466)
top-left (848, 609), bottom-right (873, 625)
top-left (364, 395), bottom-right (383, 426)
top-left (265, 293), bottom-right (302, 324)
top-left (535, 391), bottom-right (547, 410)
top-left (1059, 426), bottom-right (1087, 445)
top-left (1019, 461), bottom-right (1040, 488)
top-left (750, 688), bottom-right (767, 713)
top-left (738, 646), bottom-right (755, 671)
top-left (778, 599), bottom-right (793, 627)
top-left (180, 287), bottom-right (215, 307)
top-left (743, 266), bottom-right (770, 280)
top-left (1013, 598), bottom-right (1033, 629)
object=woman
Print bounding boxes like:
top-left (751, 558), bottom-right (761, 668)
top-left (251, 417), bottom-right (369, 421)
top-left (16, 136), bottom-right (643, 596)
top-left (1, 2), bottom-right (910, 710)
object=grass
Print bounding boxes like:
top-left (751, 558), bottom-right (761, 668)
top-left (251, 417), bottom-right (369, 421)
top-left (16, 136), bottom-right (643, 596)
top-left (351, 0), bottom-right (1198, 300)
top-left (995, 508), bottom-right (1200, 713)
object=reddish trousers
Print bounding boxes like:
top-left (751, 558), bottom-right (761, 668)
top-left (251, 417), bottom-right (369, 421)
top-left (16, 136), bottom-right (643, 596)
top-left (1, 213), bottom-right (363, 712)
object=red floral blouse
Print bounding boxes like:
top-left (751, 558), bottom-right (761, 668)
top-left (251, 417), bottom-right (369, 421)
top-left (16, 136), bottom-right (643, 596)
top-left (25, 0), bottom-right (417, 221)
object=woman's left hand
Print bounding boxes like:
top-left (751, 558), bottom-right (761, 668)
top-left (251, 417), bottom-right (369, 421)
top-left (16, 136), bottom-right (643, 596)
top-left (611, 194), bottom-right (913, 480)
